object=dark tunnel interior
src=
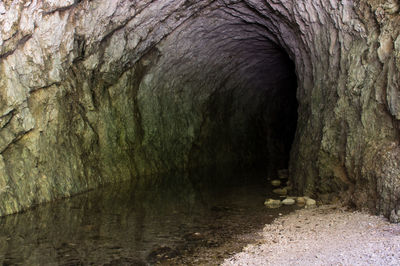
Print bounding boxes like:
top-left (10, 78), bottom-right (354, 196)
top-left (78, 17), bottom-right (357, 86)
top-left (144, 8), bottom-right (300, 178)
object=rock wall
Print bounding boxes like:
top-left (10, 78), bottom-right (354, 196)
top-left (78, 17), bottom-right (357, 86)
top-left (0, 0), bottom-right (399, 218)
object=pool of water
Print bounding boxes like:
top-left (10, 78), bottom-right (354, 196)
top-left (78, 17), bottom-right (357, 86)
top-left (0, 167), bottom-right (296, 265)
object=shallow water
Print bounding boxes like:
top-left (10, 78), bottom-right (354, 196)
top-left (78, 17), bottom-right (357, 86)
top-left (0, 167), bottom-right (296, 265)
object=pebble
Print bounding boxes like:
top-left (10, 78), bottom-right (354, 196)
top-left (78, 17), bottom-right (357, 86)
top-left (273, 188), bottom-right (287, 196)
top-left (296, 197), bottom-right (306, 206)
top-left (282, 198), bottom-right (295, 205)
top-left (223, 205), bottom-right (400, 266)
top-left (264, 199), bottom-right (281, 209)
top-left (271, 180), bottom-right (281, 187)
top-left (306, 198), bottom-right (317, 208)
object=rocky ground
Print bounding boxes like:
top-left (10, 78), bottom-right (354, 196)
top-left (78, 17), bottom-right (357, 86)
top-left (223, 205), bottom-right (400, 266)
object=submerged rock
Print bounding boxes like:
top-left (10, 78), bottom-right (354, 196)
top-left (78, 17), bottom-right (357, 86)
top-left (146, 246), bottom-right (180, 263)
top-left (264, 199), bottom-right (282, 209)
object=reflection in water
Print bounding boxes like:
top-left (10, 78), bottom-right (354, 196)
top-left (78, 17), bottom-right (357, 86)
top-left (0, 167), bottom-right (295, 265)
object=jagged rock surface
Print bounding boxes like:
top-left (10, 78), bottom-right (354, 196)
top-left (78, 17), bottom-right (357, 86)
top-left (0, 0), bottom-right (399, 218)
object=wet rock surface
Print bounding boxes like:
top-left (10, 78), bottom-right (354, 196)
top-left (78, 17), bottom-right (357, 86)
top-left (0, 0), bottom-right (297, 217)
top-left (0, 0), bottom-right (400, 220)
top-left (0, 168), bottom-right (298, 265)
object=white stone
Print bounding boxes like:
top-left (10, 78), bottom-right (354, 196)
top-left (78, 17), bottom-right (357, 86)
top-left (306, 198), bottom-right (317, 208)
top-left (0, 2), bottom-right (5, 14)
top-left (282, 198), bottom-right (295, 205)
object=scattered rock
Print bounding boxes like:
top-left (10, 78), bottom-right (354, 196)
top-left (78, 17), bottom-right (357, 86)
top-left (184, 232), bottom-right (203, 241)
top-left (282, 198), bottom-right (295, 205)
top-left (296, 197), bottom-right (306, 206)
top-left (271, 180), bottom-right (281, 187)
top-left (272, 188), bottom-right (287, 196)
top-left (264, 199), bottom-right (281, 209)
top-left (306, 198), bottom-right (317, 208)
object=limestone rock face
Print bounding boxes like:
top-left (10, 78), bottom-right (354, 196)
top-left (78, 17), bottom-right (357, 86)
top-left (0, 0), bottom-right (400, 218)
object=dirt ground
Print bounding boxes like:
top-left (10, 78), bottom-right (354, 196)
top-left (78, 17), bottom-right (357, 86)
top-left (223, 205), bottom-right (400, 266)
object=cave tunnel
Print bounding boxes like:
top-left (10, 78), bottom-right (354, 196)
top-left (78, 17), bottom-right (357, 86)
top-left (0, 0), bottom-right (305, 220)
top-left (2, 0), bottom-right (400, 264)
top-left (139, 7), bottom-right (299, 179)
top-left (1, 0), bottom-right (400, 223)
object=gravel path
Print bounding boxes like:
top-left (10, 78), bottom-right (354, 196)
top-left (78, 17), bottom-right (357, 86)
top-left (223, 205), bottom-right (400, 265)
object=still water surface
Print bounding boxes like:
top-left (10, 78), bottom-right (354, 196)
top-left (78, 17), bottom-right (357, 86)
top-left (0, 167), bottom-right (296, 265)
